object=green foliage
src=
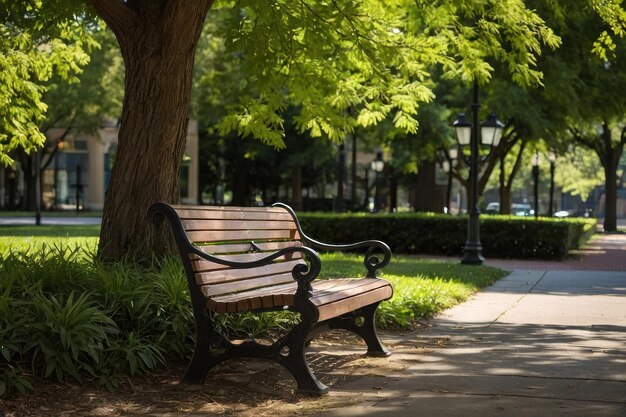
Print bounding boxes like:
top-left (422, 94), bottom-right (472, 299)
top-left (27, 291), bottom-right (117, 382)
top-left (298, 212), bottom-right (597, 260)
top-left (589, 0), bottom-right (626, 58)
top-left (0, 244), bottom-right (193, 397)
top-left (42, 26), bottom-right (124, 136)
top-left (191, 0), bottom-right (561, 149)
top-left (212, 311), bottom-right (300, 341)
top-left (0, 1), bottom-right (97, 166)
top-left (0, 236), bottom-right (504, 396)
top-left (554, 146), bottom-right (605, 201)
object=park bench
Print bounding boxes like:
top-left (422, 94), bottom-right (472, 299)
top-left (147, 202), bottom-right (393, 395)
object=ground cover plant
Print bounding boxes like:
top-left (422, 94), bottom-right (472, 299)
top-left (0, 229), bottom-right (506, 397)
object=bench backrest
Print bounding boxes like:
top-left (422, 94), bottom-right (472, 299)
top-left (168, 205), bottom-right (307, 301)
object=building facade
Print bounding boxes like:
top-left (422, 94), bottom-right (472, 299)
top-left (0, 120), bottom-right (198, 211)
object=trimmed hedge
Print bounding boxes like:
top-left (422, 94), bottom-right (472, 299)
top-left (298, 212), bottom-right (596, 260)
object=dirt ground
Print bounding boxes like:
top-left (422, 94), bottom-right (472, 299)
top-left (1, 331), bottom-right (433, 417)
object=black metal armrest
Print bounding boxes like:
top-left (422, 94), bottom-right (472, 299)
top-left (189, 245), bottom-right (321, 298)
top-left (272, 203), bottom-right (391, 278)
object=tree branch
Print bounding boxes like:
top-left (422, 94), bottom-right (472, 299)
top-left (41, 122), bottom-right (76, 171)
top-left (505, 139), bottom-right (527, 190)
top-left (569, 126), bottom-right (605, 163)
top-left (89, 0), bottom-right (135, 36)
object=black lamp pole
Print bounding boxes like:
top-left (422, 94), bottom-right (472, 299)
top-left (35, 149), bottom-right (42, 226)
top-left (453, 83), bottom-right (503, 264)
top-left (462, 79), bottom-right (484, 264)
top-left (548, 153), bottom-right (556, 216)
top-left (371, 150), bottom-right (384, 212)
top-left (532, 153), bottom-right (539, 220)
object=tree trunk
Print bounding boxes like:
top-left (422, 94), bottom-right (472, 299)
top-left (230, 152), bottom-right (250, 206)
top-left (92, 1), bottom-right (212, 261)
top-left (22, 153), bottom-right (37, 211)
top-left (497, 139), bottom-right (526, 215)
top-left (603, 164), bottom-right (618, 232)
top-left (413, 161), bottom-right (444, 212)
top-left (292, 164), bottom-right (303, 211)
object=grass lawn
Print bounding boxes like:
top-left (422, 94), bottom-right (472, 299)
top-left (0, 225), bottom-right (100, 254)
top-left (0, 225), bottom-right (507, 328)
top-left (0, 211), bottom-right (102, 217)
top-left (0, 225), bottom-right (100, 237)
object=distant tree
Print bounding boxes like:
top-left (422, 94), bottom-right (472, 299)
top-left (16, 28), bottom-right (123, 211)
top-left (0, 1), bottom-right (95, 166)
top-left (554, 145), bottom-right (605, 204)
top-left (538, 2), bottom-right (626, 231)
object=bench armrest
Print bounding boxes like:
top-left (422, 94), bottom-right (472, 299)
top-left (189, 245), bottom-right (321, 298)
top-left (272, 203), bottom-right (391, 278)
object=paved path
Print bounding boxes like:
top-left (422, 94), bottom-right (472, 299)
top-left (316, 235), bottom-right (626, 416)
top-left (484, 234), bottom-right (626, 272)
top-left (0, 216), bottom-right (101, 225)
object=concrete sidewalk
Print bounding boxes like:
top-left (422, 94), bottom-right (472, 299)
top-left (315, 236), bottom-right (626, 416)
top-left (0, 216), bottom-right (101, 225)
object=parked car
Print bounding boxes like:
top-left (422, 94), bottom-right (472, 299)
top-left (484, 202), bottom-right (500, 214)
top-left (511, 203), bottom-right (534, 216)
top-left (483, 202), bottom-right (534, 216)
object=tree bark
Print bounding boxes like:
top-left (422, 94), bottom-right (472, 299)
top-left (413, 161), bottom-right (444, 212)
top-left (603, 163), bottom-right (618, 232)
top-left (497, 138), bottom-right (526, 215)
top-left (92, 0), bottom-right (213, 260)
top-left (498, 155), bottom-right (510, 214)
top-left (574, 124), bottom-right (626, 233)
top-left (292, 164), bottom-right (303, 211)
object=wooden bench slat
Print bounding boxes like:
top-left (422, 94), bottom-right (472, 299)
top-left (207, 285), bottom-right (296, 313)
top-left (195, 258), bottom-right (304, 286)
top-left (203, 273), bottom-right (297, 298)
top-left (174, 207), bottom-right (293, 221)
top-left (182, 219), bottom-right (297, 232)
top-left (309, 279), bottom-right (392, 306)
top-left (316, 285), bottom-right (393, 322)
top-left (208, 279), bottom-right (297, 302)
top-left (206, 278), bottom-right (392, 315)
top-left (195, 240), bottom-right (303, 255)
top-left (187, 229), bottom-right (300, 243)
top-left (173, 205), bottom-right (288, 212)
top-left (190, 252), bottom-right (303, 273)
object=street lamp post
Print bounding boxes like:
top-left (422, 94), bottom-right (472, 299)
top-left (547, 152), bottom-right (556, 216)
top-left (370, 150), bottom-right (384, 212)
top-left (35, 149), bottom-right (41, 226)
top-left (452, 81), bottom-right (503, 265)
top-left (531, 152), bottom-right (540, 220)
top-left (438, 148), bottom-right (458, 213)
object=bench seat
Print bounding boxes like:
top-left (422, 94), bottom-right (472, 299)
top-left (208, 277), bottom-right (393, 321)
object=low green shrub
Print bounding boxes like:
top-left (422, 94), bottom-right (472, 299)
top-left (299, 212), bottom-right (597, 260)
top-left (0, 245), bottom-right (195, 396)
top-left (0, 241), bottom-right (505, 397)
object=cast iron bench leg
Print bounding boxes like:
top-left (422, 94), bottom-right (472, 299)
top-left (277, 321), bottom-right (329, 395)
top-left (357, 303), bottom-right (391, 357)
top-left (182, 313), bottom-right (225, 383)
top-left (325, 303), bottom-right (390, 357)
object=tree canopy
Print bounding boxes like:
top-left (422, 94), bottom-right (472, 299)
top-left (3, 0), bottom-right (626, 258)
